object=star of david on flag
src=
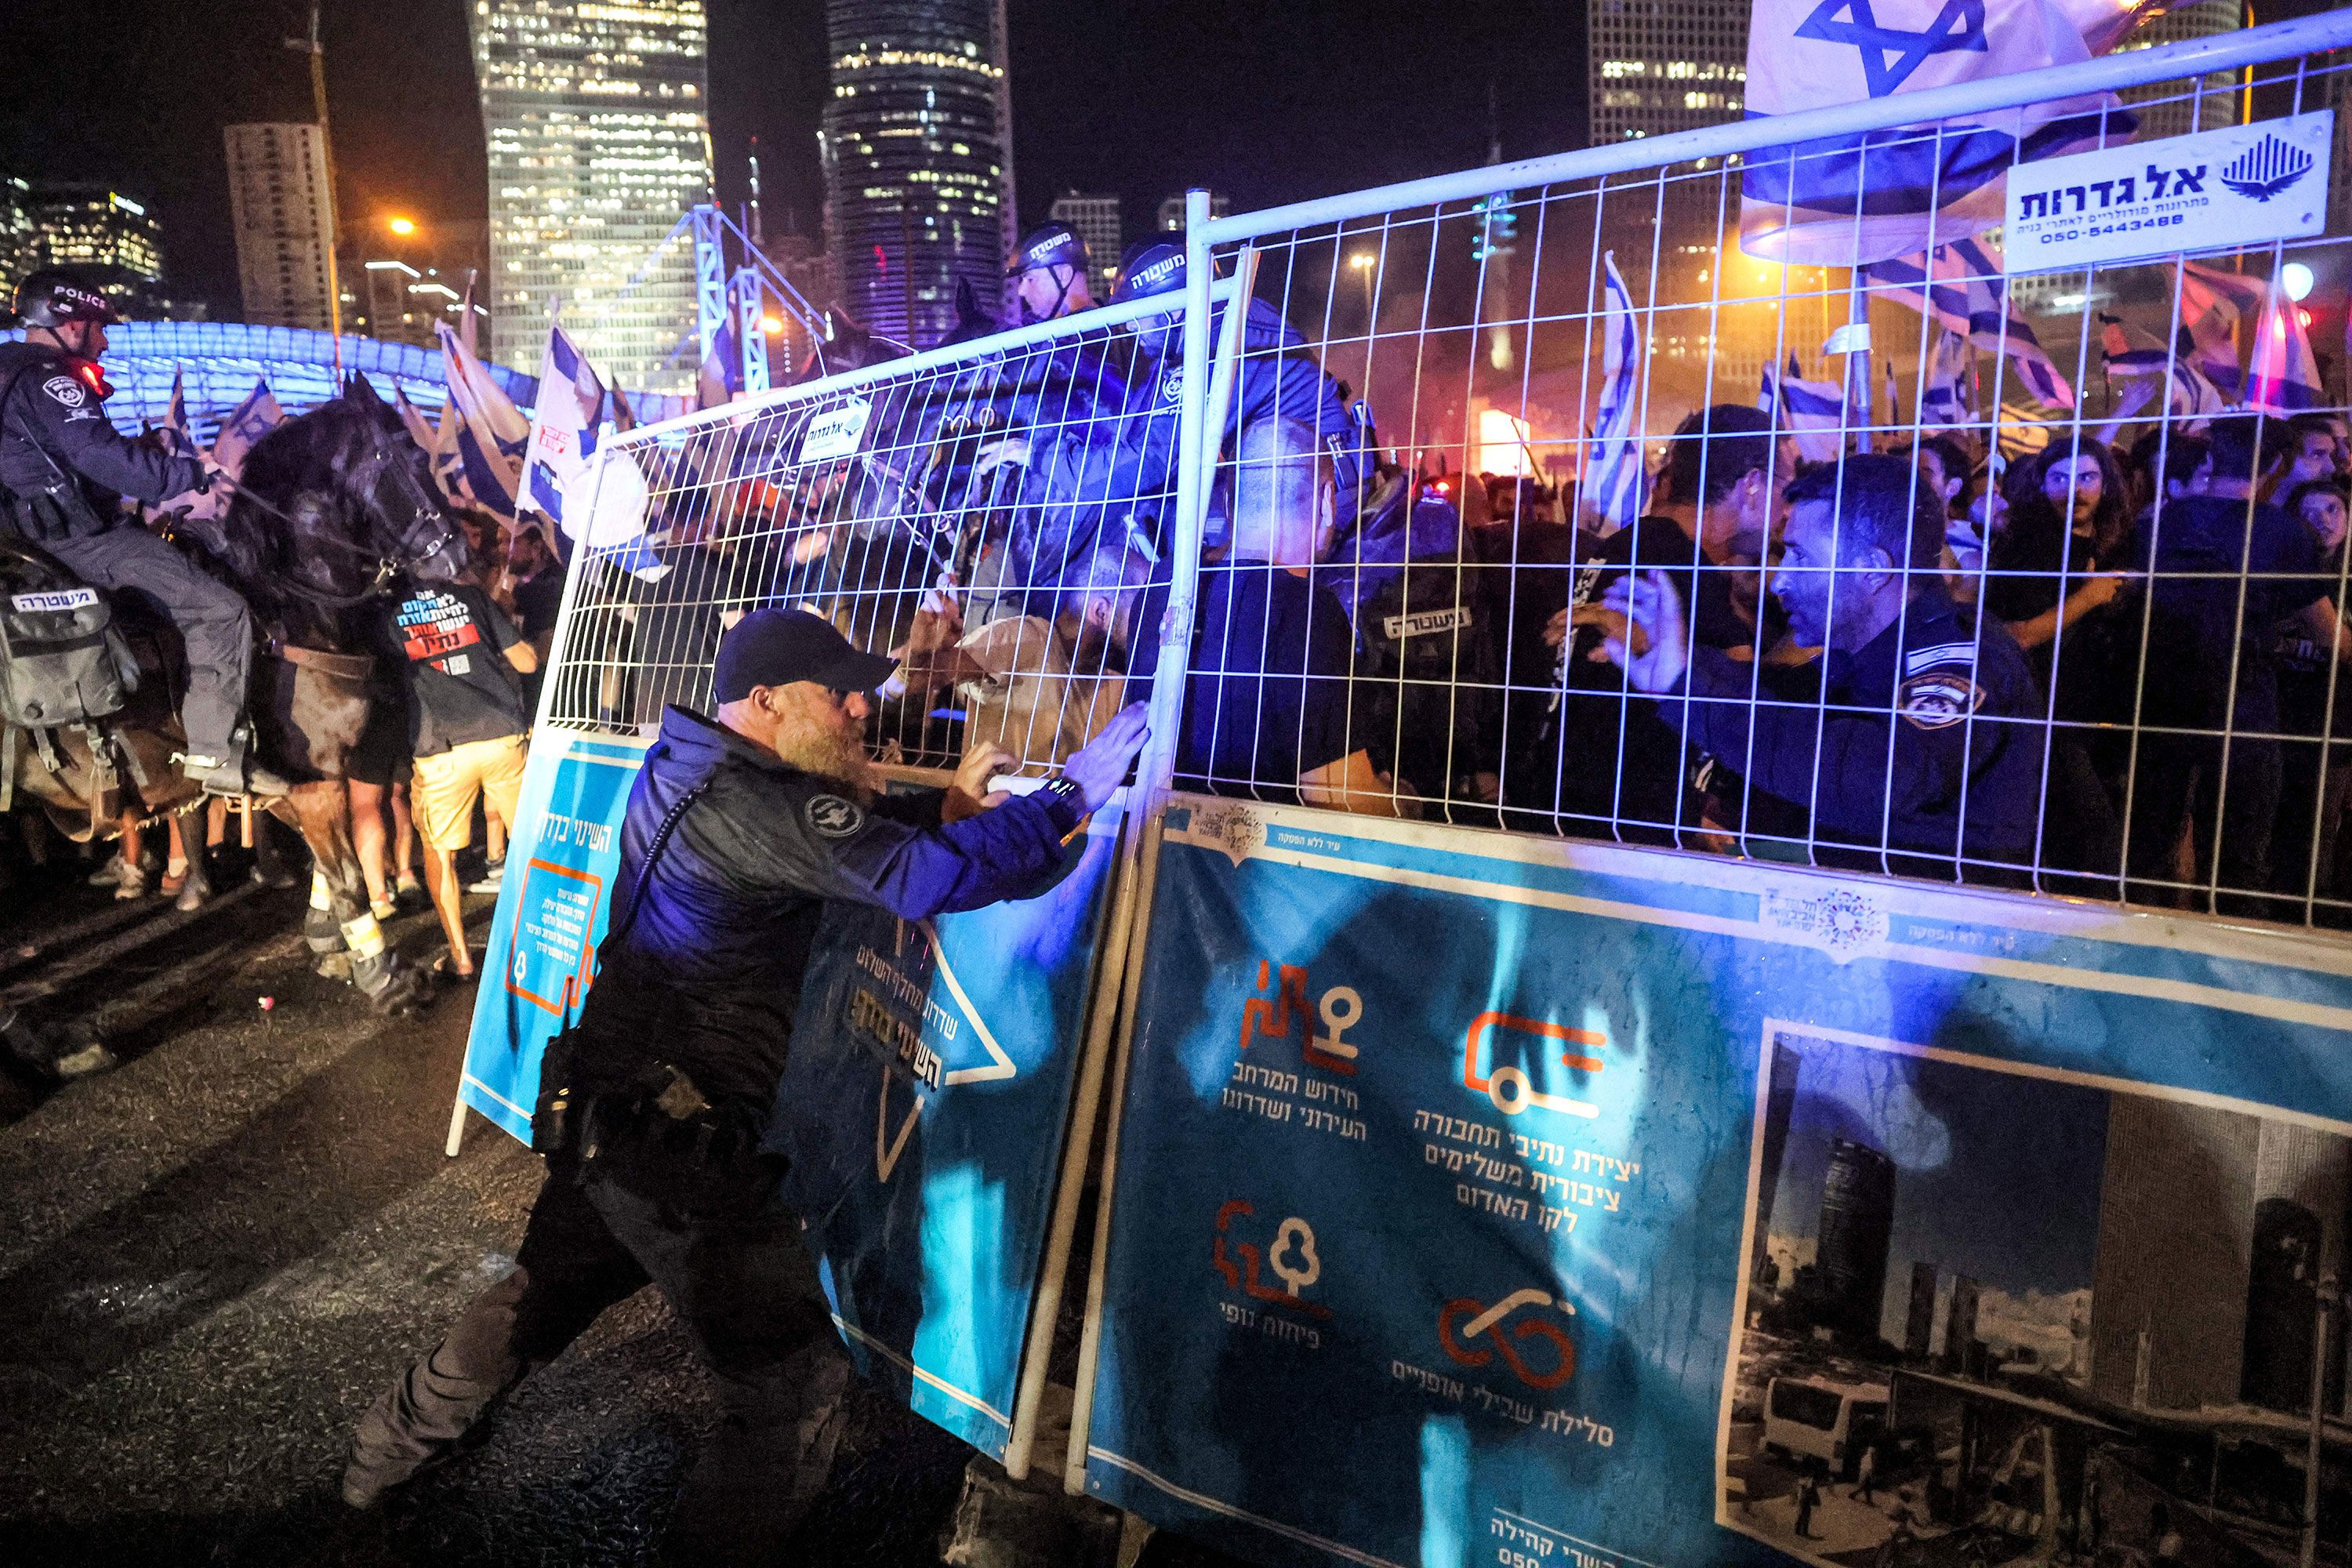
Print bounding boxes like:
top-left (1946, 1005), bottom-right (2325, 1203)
top-left (209, 378), bottom-right (283, 481)
top-left (1740, 0), bottom-right (2154, 265)
top-left (437, 321), bottom-right (532, 519)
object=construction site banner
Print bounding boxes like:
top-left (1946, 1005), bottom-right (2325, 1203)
top-left (1081, 796), bottom-right (2352, 1568)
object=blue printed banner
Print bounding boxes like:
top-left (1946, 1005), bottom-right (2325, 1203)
top-left (460, 729), bottom-right (648, 1142)
top-left (1083, 795), bottom-right (2352, 1568)
top-left (459, 746), bottom-right (1122, 1460)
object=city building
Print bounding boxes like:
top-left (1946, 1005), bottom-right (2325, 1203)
top-left (25, 184), bottom-right (189, 318)
top-left (0, 174), bottom-right (35, 302)
top-left (224, 124), bottom-right (338, 333)
top-left (347, 219), bottom-right (490, 349)
top-left (1048, 191), bottom-right (1120, 295)
top-left (1943, 1275), bottom-right (1982, 1374)
top-left (1749, 1038), bottom-right (1804, 1288)
top-left (2117, 1), bottom-right (2245, 143)
top-left (1904, 1261), bottom-right (1938, 1359)
top-left (1156, 192), bottom-right (1229, 234)
top-left (820, 0), bottom-right (1014, 348)
top-left (1817, 1138), bottom-right (1896, 1344)
top-left (468, 0), bottom-right (710, 395)
top-left (1585, 0), bottom-right (1747, 146)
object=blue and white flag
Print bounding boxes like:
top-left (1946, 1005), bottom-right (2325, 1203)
top-left (209, 378), bottom-right (283, 480)
top-left (1740, 0), bottom-right (2147, 264)
top-left (2245, 276), bottom-right (2325, 415)
top-left (1864, 239), bottom-right (2076, 408)
top-left (1581, 252), bottom-right (1647, 535)
top-left (1760, 355), bottom-right (1852, 463)
top-left (522, 319), bottom-right (605, 528)
top-left (2099, 314), bottom-right (2228, 417)
top-left (437, 321), bottom-right (531, 518)
top-left (159, 367), bottom-right (198, 459)
top-left (1919, 328), bottom-right (1977, 426)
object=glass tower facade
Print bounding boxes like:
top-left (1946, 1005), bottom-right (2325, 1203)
top-left (820, 0), bottom-right (1011, 349)
top-left (470, 0), bottom-right (710, 389)
top-left (1586, 0), bottom-right (1748, 145)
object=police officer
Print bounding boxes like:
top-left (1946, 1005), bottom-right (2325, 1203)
top-left (1108, 239), bottom-right (1370, 538)
top-left (1601, 452), bottom-right (2039, 882)
top-left (343, 608), bottom-right (1149, 1562)
top-left (1006, 220), bottom-right (1096, 325)
top-left (0, 268), bottom-right (284, 794)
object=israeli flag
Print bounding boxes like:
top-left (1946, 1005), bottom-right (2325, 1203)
top-left (436, 321), bottom-right (531, 518)
top-left (1581, 252), bottom-right (1647, 535)
top-left (522, 321), bottom-right (605, 528)
top-left (1864, 239), bottom-right (2075, 408)
top-left (209, 378), bottom-right (283, 480)
top-left (1760, 356), bottom-right (1852, 463)
top-left (1919, 328), bottom-right (1976, 426)
top-left (2099, 314), bottom-right (2228, 417)
top-left (1740, 0), bottom-right (2142, 264)
top-left (2245, 276), bottom-right (2325, 415)
top-left (159, 366), bottom-right (198, 459)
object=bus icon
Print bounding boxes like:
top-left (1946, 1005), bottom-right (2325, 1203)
top-left (1462, 1011), bottom-right (1606, 1118)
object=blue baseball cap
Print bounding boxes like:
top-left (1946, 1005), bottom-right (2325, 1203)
top-left (714, 608), bottom-right (897, 702)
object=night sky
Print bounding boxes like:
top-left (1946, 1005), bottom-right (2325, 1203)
top-left (2, 0), bottom-right (1588, 319)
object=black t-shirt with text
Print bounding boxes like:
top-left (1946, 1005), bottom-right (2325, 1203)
top-left (387, 583), bottom-right (530, 756)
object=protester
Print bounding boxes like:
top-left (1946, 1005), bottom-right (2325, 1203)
top-left (2129, 416), bottom-right (2345, 914)
top-left (1602, 453), bottom-right (2041, 880)
top-left (346, 672), bottom-right (421, 923)
top-left (2271, 475), bottom-right (2352, 906)
top-left (1177, 416), bottom-right (1399, 813)
top-left (1542, 405), bottom-right (1794, 848)
top-left (383, 572), bottom-right (540, 977)
top-left (343, 609), bottom-right (1151, 1565)
top-left (2281, 413), bottom-right (2343, 494)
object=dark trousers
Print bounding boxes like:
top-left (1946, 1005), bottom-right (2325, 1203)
top-left (350, 1131), bottom-right (849, 1563)
top-left (2126, 731), bottom-right (2285, 917)
top-left (45, 526), bottom-right (250, 760)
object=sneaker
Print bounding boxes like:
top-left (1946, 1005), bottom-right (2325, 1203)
top-left (465, 861), bottom-right (504, 895)
top-left (394, 873), bottom-right (426, 908)
top-left (114, 862), bottom-right (150, 901)
top-left (370, 897), bottom-right (397, 922)
top-left (86, 860), bottom-right (126, 887)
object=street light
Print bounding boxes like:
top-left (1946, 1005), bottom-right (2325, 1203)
top-left (387, 215), bottom-right (417, 238)
top-left (760, 314), bottom-right (785, 336)
top-left (2283, 260), bottom-right (2315, 301)
top-left (1348, 252), bottom-right (1376, 322)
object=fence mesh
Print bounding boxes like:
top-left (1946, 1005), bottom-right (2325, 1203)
top-left (1178, 27), bottom-right (2352, 926)
top-left (544, 301), bottom-right (1188, 778)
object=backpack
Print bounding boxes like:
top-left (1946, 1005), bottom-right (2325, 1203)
top-left (0, 535), bottom-right (135, 729)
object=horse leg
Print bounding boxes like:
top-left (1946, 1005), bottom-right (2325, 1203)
top-left (170, 810), bottom-right (212, 912)
top-left (283, 782), bottom-right (424, 1013)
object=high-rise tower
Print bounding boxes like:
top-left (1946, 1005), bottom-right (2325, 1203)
top-left (469, 0), bottom-right (710, 388)
top-left (820, 0), bottom-right (1012, 348)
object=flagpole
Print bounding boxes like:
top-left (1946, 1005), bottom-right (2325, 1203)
top-left (1846, 267), bottom-right (1872, 455)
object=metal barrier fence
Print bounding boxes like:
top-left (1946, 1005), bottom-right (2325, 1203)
top-left (1170, 8), bottom-right (2352, 927)
top-left (539, 285), bottom-right (1230, 779)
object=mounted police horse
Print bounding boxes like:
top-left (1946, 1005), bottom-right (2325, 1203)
top-left (6, 383), bottom-right (468, 1018)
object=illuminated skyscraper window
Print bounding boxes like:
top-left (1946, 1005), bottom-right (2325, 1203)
top-left (1585, 0), bottom-right (1749, 145)
top-left (225, 124), bottom-right (336, 332)
top-left (470, 0), bottom-right (710, 394)
top-left (820, 0), bottom-right (1013, 348)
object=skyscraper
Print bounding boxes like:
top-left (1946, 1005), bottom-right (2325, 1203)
top-left (469, 0), bottom-right (710, 390)
top-left (1048, 191), bottom-right (1121, 296)
top-left (1585, 0), bottom-right (1748, 146)
top-left (820, 0), bottom-right (1013, 348)
top-left (27, 185), bottom-right (181, 318)
top-left (224, 124), bottom-right (337, 332)
top-left (1817, 1138), bottom-right (1896, 1344)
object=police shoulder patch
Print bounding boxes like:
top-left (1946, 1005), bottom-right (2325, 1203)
top-left (1898, 670), bottom-right (1985, 730)
top-left (41, 375), bottom-right (85, 408)
top-left (804, 793), bottom-right (866, 838)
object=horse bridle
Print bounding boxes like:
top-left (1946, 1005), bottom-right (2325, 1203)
top-left (267, 419), bottom-right (466, 609)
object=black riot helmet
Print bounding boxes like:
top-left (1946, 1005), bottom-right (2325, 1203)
top-left (1004, 222), bottom-right (1089, 280)
top-left (1109, 241), bottom-right (1186, 305)
top-left (11, 268), bottom-right (121, 330)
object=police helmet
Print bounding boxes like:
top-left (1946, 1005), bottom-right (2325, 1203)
top-left (1005, 223), bottom-right (1089, 280)
top-left (1110, 241), bottom-right (1185, 305)
top-left (11, 268), bottom-right (119, 330)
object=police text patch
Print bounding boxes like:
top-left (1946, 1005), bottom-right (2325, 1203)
top-left (42, 376), bottom-right (85, 408)
top-left (1898, 671), bottom-right (1985, 730)
top-left (805, 793), bottom-right (866, 838)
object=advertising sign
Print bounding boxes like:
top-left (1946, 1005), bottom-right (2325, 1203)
top-left (2006, 112), bottom-right (2332, 273)
top-left (1082, 796), bottom-right (2352, 1568)
top-left (458, 729), bottom-right (647, 1143)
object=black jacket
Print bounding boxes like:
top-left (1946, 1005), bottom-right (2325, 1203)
top-left (574, 704), bottom-right (1085, 1111)
top-left (0, 341), bottom-right (203, 543)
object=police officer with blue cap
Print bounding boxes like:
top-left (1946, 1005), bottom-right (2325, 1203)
top-left (1110, 239), bottom-right (1370, 539)
top-left (1006, 220), bottom-right (1096, 325)
top-left (344, 608), bottom-right (1150, 1560)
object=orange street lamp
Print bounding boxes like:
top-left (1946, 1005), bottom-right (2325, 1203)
top-left (387, 216), bottom-right (417, 237)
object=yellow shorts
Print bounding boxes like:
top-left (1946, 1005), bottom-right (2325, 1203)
top-left (410, 735), bottom-right (528, 852)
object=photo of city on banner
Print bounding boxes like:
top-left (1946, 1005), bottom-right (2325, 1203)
top-left (442, 0), bottom-right (2352, 1564)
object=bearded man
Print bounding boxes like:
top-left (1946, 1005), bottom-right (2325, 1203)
top-left (343, 608), bottom-right (1148, 1563)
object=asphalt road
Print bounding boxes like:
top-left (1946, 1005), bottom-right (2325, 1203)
top-left (0, 878), bottom-right (1191, 1567)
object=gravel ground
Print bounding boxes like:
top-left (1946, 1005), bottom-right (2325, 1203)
top-left (0, 889), bottom-right (1009, 1566)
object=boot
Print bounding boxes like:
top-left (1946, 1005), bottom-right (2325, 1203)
top-left (184, 733), bottom-right (292, 799)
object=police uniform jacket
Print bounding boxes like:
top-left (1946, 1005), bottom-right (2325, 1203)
top-left (572, 703), bottom-right (1086, 1113)
top-left (0, 341), bottom-right (202, 543)
top-left (1650, 582), bottom-right (2041, 877)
